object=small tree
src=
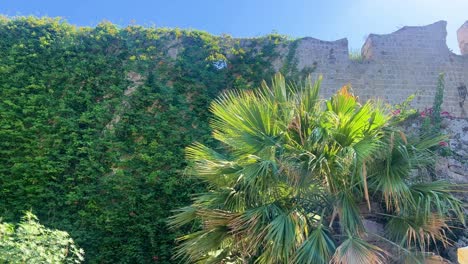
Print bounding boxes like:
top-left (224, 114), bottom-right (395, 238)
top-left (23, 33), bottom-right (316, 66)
top-left (432, 73), bottom-right (445, 132)
top-left (421, 73), bottom-right (445, 137)
top-left (0, 211), bottom-right (84, 263)
top-left (170, 73), bottom-right (464, 263)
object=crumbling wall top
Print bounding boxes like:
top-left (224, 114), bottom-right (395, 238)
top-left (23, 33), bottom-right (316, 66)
top-left (458, 21), bottom-right (468, 55)
top-left (362, 21), bottom-right (449, 60)
top-left (294, 37), bottom-right (349, 69)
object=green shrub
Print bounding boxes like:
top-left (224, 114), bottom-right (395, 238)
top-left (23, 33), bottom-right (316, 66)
top-left (0, 212), bottom-right (84, 263)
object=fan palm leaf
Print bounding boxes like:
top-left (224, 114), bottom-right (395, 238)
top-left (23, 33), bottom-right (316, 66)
top-left (170, 73), bottom-right (464, 263)
top-left (330, 234), bottom-right (388, 264)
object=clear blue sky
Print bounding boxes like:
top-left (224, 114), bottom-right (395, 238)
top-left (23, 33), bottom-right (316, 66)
top-left (2, 0), bottom-right (467, 54)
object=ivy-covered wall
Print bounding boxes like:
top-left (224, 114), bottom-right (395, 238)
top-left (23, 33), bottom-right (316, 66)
top-left (0, 17), bottom-right (292, 263)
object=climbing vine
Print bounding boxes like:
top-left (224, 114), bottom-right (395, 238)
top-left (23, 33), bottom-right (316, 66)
top-left (0, 16), bottom-right (283, 263)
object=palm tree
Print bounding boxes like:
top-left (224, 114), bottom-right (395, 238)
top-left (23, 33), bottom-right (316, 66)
top-left (170, 73), bottom-right (464, 264)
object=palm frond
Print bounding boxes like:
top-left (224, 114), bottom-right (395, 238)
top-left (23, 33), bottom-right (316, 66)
top-left (258, 211), bottom-right (307, 263)
top-left (210, 88), bottom-right (283, 155)
top-left (298, 74), bottom-right (322, 114)
top-left (236, 150), bottom-right (279, 197)
top-left (352, 136), bottom-right (383, 165)
top-left (292, 224), bottom-right (336, 264)
top-left (228, 203), bottom-right (282, 255)
top-left (186, 142), bottom-right (241, 187)
top-left (386, 214), bottom-right (451, 252)
top-left (409, 181), bottom-right (465, 225)
top-left (331, 235), bottom-right (388, 264)
top-left (368, 132), bottom-right (415, 212)
top-left (169, 206), bottom-right (197, 230)
top-left (336, 192), bottom-right (364, 235)
top-left (174, 227), bottom-right (230, 263)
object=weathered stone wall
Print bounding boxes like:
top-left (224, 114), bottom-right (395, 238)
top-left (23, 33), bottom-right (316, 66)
top-left (459, 21), bottom-right (468, 56)
top-left (281, 21), bottom-right (468, 117)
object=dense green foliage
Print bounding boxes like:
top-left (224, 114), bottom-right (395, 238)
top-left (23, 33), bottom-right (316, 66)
top-left (0, 16), bottom-right (287, 263)
top-left (0, 211), bottom-right (84, 263)
top-left (171, 74), bottom-right (464, 263)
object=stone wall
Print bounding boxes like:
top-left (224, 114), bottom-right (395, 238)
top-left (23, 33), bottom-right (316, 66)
top-left (278, 21), bottom-right (468, 117)
top-left (458, 21), bottom-right (468, 56)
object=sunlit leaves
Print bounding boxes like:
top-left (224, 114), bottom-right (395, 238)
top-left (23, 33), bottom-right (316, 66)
top-left (0, 212), bottom-right (85, 263)
top-left (172, 72), bottom-right (463, 263)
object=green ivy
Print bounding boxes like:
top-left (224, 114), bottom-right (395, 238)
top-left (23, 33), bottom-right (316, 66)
top-left (0, 16), bottom-right (282, 263)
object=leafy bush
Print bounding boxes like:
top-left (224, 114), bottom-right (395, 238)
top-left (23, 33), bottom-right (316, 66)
top-left (0, 212), bottom-right (84, 263)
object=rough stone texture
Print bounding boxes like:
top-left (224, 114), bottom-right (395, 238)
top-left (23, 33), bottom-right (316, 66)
top-left (444, 118), bottom-right (468, 158)
top-left (105, 72), bottom-right (145, 131)
top-left (434, 118), bottom-right (468, 207)
top-left (124, 71), bottom-right (144, 96)
top-left (280, 21), bottom-right (468, 118)
top-left (434, 117), bottom-right (468, 263)
top-left (436, 118), bottom-right (468, 186)
top-left (362, 219), bottom-right (384, 245)
top-left (458, 21), bottom-right (468, 55)
top-left (165, 38), bottom-right (183, 60)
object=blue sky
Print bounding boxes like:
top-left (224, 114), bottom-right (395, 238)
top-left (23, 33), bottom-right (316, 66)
top-left (2, 0), bottom-right (467, 53)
